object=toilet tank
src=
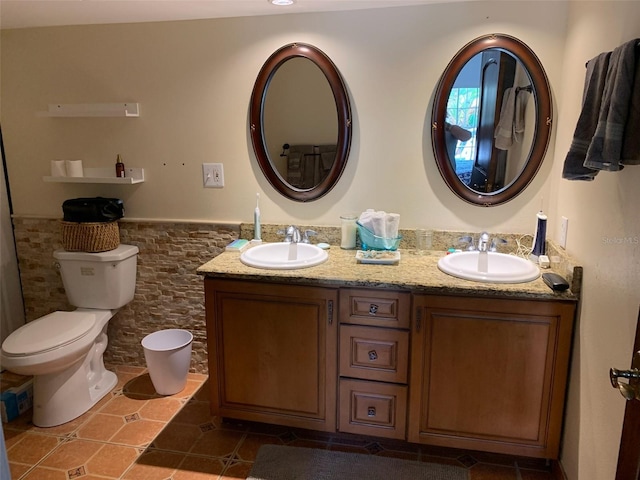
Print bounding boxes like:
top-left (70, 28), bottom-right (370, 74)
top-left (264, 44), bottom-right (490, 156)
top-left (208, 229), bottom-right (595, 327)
top-left (53, 244), bottom-right (139, 309)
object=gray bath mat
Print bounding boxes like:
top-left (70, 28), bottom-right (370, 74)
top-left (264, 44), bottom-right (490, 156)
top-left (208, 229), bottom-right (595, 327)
top-left (247, 445), bottom-right (468, 480)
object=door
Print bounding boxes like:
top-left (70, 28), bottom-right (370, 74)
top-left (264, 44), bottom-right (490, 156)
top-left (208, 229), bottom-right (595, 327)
top-left (470, 51), bottom-right (516, 192)
top-left (612, 307), bottom-right (640, 479)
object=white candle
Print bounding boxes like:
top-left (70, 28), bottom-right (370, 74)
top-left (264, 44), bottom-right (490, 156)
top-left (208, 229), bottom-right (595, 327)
top-left (340, 214), bottom-right (357, 249)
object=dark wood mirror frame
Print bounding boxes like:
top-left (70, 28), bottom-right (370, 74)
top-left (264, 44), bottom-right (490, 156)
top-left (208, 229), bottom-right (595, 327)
top-left (432, 34), bottom-right (552, 206)
top-left (250, 43), bottom-right (352, 202)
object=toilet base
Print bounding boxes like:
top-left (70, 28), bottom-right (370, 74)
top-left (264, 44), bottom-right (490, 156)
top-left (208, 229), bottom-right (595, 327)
top-left (31, 326), bottom-right (116, 427)
top-left (32, 363), bottom-right (117, 427)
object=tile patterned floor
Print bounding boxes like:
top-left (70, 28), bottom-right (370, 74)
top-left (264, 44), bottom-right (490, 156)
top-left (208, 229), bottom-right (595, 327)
top-left (2, 366), bottom-right (557, 479)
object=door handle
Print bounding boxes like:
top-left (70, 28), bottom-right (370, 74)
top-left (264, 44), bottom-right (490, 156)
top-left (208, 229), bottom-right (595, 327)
top-left (610, 368), bottom-right (640, 400)
top-left (610, 351), bottom-right (640, 401)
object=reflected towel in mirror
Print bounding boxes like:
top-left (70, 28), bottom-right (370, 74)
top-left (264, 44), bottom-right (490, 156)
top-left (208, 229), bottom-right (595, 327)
top-left (494, 87), bottom-right (529, 150)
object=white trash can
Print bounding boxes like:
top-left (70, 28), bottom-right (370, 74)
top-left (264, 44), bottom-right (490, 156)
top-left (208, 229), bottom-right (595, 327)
top-left (141, 329), bottom-right (193, 395)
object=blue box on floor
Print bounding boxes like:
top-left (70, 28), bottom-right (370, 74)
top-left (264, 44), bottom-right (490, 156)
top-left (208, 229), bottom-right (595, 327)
top-left (1, 379), bottom-right (33, 423)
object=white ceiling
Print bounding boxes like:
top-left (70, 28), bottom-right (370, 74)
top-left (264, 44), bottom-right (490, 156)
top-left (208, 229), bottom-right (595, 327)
top-left (0, 0), bottom-right (453, 30)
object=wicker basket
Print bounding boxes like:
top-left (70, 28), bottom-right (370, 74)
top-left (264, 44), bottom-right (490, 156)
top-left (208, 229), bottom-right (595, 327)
top-left (61, 221), bottom-right (120, 252)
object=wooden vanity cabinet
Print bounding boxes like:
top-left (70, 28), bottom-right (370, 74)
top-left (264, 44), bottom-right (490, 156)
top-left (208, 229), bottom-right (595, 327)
top-left (204, 278), bottom-right (338, 432)
top-left (203, 275), bottom-right (576, 459)
top-left (337, 288), bottom-right (411, 439)
top-left (408, 294), bottom-right (576, 459)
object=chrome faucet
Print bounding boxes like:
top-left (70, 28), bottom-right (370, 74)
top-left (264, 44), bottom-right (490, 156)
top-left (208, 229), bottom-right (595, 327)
top-left (490, 237), bottom-right (507, 252)
top-left (301, 229), bottom-right (317, 244)
top-left (477, 232), bottom-right (490, 252)
top-left (278, 226), bottom-right (318, 244)
top-left (458, 232), bottom-right (507, 252)
top-left (284, 225), bottom-right (301, 243)
top-left (458, 235), bottom-right (476, 251)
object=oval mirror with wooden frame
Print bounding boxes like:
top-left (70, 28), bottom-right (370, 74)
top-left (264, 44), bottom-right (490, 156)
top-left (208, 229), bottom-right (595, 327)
top-left (250, 43), bottom-right (352, 202)
top-left (432, 34), bottom-right (552, 206)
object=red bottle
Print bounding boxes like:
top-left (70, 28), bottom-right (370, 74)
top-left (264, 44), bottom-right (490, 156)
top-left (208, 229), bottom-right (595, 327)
top-left (115, 154), bottom-right (125, 178)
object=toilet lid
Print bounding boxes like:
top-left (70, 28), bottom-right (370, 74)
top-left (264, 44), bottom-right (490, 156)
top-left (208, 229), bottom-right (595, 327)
top-left (2, 311), bottom-right (95, 356)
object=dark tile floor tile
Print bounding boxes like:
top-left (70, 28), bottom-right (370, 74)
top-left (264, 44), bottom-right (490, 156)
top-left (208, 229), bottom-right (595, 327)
top-left (235, 433), bottom-right (285, 462)
top-left (222, 460), bottom-right (254, 480)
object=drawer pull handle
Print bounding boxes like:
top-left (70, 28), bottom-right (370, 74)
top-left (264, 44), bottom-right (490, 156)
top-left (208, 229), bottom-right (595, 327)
top-left (367, 407), bottom-right (376, 417)
top-left (369, 304), bottom-right (379, 315)
top-left (368, 350), bottom-right (378, 361)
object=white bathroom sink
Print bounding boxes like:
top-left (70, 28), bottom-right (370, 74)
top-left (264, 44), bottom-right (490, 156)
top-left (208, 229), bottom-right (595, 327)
top-left (240, 242), bottom-right (328, 270)
top-left (437, 251), bottom-right (540, 283)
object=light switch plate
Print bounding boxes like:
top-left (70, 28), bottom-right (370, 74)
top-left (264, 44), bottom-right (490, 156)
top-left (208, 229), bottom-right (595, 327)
top-left (203, 163), bottom-right (224, 188)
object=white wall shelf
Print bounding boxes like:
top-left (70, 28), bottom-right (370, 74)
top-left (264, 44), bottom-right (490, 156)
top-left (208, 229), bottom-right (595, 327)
top-left (37, 103), bottom-right (140, 117)
top-left (44, 167), bottom-right (145, 184)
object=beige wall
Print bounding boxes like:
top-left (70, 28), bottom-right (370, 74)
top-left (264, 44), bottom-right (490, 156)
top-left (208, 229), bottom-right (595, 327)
top-left (3, 2), bottom-right (640, 479)
top-left (1, 1), bottom-right (567, 232)
top-left (551, 3), bottom-right (640, 480)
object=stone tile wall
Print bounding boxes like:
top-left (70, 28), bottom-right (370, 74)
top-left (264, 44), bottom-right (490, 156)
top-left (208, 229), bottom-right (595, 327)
top-left (10, 218), bottom-right (581, 374)
top-left (12, 218), bottom-right (239, 373)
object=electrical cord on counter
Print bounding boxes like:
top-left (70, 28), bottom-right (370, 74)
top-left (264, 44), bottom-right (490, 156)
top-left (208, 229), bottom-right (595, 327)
top-left (512, 234), bottom-right (534, 259)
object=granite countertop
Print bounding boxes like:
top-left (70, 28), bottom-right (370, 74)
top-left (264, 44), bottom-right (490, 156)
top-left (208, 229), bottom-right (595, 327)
top-left (197, 246), bottom-right (579, 301)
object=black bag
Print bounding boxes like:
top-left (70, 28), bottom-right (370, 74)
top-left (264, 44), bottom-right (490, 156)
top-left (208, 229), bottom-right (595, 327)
top-left (62, 197), bottom-right (125, 223)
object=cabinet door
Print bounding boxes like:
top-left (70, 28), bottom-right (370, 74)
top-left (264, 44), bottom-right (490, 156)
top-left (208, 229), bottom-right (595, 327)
top-left (205, 278), bottom-right (338, 432)
top-left (408, 295), bottom-right (575, 459)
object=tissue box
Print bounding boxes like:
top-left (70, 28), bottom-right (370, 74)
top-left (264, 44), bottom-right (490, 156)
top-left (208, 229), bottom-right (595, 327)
top-left (1, 378), bottom-right (34, 423)
top-left (356, 222), bottom-right (402, 251)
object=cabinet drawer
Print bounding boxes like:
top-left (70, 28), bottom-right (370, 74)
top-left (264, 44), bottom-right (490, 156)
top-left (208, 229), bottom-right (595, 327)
top-left (340, 325), bottom-right (409, 383)
top-left (339, 379), bottom-right (407, 439)
top-left (339, 289), bottom-right (410, 328)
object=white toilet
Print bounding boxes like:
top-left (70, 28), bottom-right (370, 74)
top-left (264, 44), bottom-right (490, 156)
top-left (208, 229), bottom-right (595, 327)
top-left (0, 244), bottom-right (138, 427)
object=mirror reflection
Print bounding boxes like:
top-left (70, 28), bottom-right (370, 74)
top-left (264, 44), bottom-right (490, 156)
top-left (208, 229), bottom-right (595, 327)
top-left (446, 50), bottom-right (534, 192)
top-left (264, 58), bottom-right (338, 189)
top-left (431, 34), bottom-right (552, 206)
top-left (249, 42), bottom-right (352, 202)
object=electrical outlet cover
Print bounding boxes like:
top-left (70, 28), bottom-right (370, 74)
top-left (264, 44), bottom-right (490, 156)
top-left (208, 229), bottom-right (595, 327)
top-left (203, 163), bottom-right (224, 188)
top-left (559, 216), bottom-right (568, 248)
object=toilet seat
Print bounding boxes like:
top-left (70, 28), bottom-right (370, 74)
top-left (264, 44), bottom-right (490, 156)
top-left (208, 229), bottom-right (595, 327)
top-left (2, 311), bottom-right (96, 356)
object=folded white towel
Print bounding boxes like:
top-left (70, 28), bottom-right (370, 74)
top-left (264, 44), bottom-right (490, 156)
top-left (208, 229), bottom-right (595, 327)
top-left (371, 211), bottom-right (386, 237)
top-left (358, 209), bottom-right (376, 232)
top-left (358, 210), bottom-right (400, 238)
top-left (385, 213), bottom-right (400, 238)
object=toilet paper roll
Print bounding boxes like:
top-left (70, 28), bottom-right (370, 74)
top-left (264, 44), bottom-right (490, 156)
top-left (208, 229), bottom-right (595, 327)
top-left (50, 160), bottom-right (67, 177)
top-left (65, 160), bottom-right (84, 177)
